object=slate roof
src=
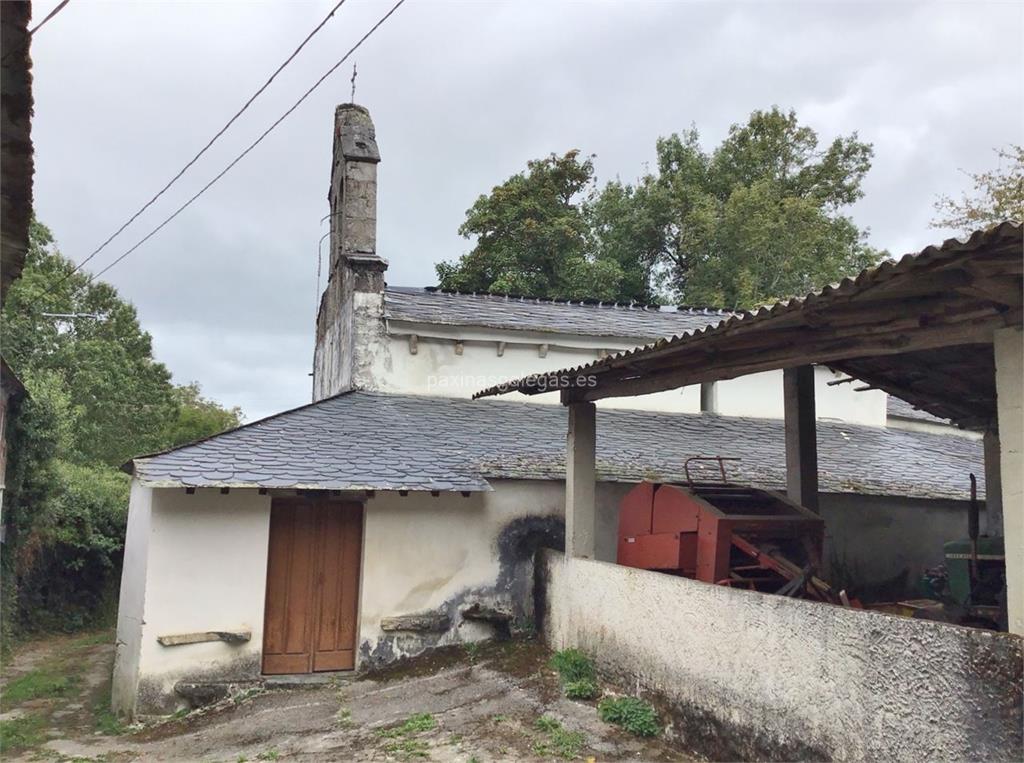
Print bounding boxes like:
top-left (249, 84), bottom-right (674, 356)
top-left (384, 287), bottom-right (734, 340)
top-left (887, 395), bottom-right (949, 425)
top-left (129, 391), bottom-right (983, 501)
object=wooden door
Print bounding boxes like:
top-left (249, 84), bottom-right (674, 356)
top-left (262, 498), bottom-right (363, 674)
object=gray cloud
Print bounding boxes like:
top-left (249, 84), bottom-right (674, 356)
top-left (29, 0), bottom-right (1023, 420)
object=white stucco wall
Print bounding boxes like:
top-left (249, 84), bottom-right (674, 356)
top-left (540, 550), bottom-right (1023, 761)
top-left (112, 481), bottom-right (153, 716)
top-left (357, 480), bottom-right (629, 666)
top-left (113, 486), bottom-right (271, 716)
top-left (114, 478), bottom-right (990, 716)
top-left (995, 326), bottom-right (1023, 635)
top-left (377, 329), bottom-right (888, 425)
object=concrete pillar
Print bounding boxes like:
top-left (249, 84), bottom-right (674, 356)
top-left (994, 326), bottom-right (1023, 635)
top-left (700, 382), bottom-right (718, 413)
top-left (784, 366), bottom-right (819, 513)
top-left (565, 401), bottom-right (597, 559)
top-left (983, 429), bottom-right (1003, 537)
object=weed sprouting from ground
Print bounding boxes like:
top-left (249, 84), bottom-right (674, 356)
top-left (376, 712), bottom-right (437, 758)
top-left (464, 642), bottom-right (482, 663)
top-left (336, 707), bottom-right (352, 727)
top-left (533, 716), bottom-right (586, 759)
top-left (563, 678), bottom-right (598, 700)
top-left (377, 712), bottom-right (437, 738)
top-left (256, 748), bottom-right (280, 761)
top-left (382, 737), bottom-right (429, 758)
top-left (94, 701), bottom-right (127, 736)
top-left (598, 696), bottom-right (661, 737)
top-left (549, 648), bottom-right (598, 700)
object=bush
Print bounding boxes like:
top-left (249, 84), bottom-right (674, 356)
top-left (598, 696), bottom-right (661, 737)
top-left (13, 460), bottom-right (129, 633)
top-left (550, 648), bottom-right (595, 684)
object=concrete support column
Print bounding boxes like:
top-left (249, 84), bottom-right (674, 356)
top-left (993, 326), bottom-right (1023, 635)
top-left (983, 429), bottom-right (1003, 537)
top-left (784, 366), bottom-right (819, 513)
top-left (565, 401), bottom-right (597, 559)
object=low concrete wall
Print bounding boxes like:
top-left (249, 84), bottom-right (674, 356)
top-left (540, 550), bottom-right (1023, 762)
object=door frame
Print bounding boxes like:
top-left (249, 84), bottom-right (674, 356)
top-left (260, 495), bottom-right (366, 675)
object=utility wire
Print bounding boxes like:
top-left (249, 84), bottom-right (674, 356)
top-left (86, 0), bottom-right (407, 285)
top-left (52, 0), bottom-right (348, 289)
top-left (29, 0), bottom-right (72, 35)
top-left (1, 0), bottom-right (72, 64)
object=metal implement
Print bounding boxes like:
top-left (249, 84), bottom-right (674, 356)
top-left (617, 479), bottom-right (834, 602)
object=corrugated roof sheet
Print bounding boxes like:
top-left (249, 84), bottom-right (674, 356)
top-left (385, 286), bottom-right (734, 339)
top-left (129, 391), bottom-right (983, 501)
top-left (474, 221), bottom-right (1023, 400)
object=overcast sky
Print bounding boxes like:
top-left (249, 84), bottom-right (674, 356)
top-left (29, 0), bottom-right (1023, 420)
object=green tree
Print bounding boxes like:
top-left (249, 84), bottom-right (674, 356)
top-left (163, 382), bottom-right (242, 448)
top-left (2, 220), bottom-right (177, 466)
top-left (439, 109), bottom-right (881, 308)
top-left (931, 145), bottom-right (1024, 234)
top-left (594, 108), bottom-right (881, 308)
top-left (1, 220), bottom-right (243, 641)
top-left (436, 151), bottom-right (627, 301)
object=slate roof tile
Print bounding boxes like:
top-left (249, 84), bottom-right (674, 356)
top-left (385, 286), bottom-right (734, 339)
top-left (129, 391), bottom-right (982, 501)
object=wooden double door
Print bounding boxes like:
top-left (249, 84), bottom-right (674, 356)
top-left (262, 498), bottom-right (363, 674)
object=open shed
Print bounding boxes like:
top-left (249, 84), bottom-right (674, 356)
top-left (477, 222), bottom-right (1023, 760)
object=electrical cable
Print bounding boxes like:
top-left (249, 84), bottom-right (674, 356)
top-left (52, 0), bottom-right (348, 287)
top-left (87, 0), bottom-right (406, 285)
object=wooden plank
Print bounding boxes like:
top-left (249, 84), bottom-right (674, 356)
top-left (157, 630), bottom-right (251, 647)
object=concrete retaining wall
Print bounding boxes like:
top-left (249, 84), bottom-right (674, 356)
top-left (539, 550), bottom-right (1023, 762)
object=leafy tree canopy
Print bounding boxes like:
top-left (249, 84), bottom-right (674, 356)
top-left (436, 151), bottom-right (629, 302)
top-left (931, 145), bottom-right (1024, 234)
top-left (1, 220), bottom-right (244, 639)
top-left (439, 108), bottom-right (884, 309)
top-left (163, 382), bottom-right (243, 449)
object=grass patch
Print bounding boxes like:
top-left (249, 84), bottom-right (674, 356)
top-left (70, 630), bottom-right (113, 649)
top-left (550, 648), bottom-right (598, 700)
top-left (256, 749), bottom-right (280, 761)
top-left (0, 713), bottom-right (47, 754)
top-left (1, 666), bottom-right (78, 707)
top-left (533, 716), bottom-right (586, 759)
top-left (598, 696), bottom-right (661, 737)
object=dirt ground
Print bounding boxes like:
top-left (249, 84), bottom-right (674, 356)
top-left (1, 633), bottom-right (699, 762)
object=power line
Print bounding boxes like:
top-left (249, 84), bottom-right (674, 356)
top-left (29, 0), bottom-right (72, 35)
top-left (86, 0), bottom-right (407, 285)
top-left (54, 0), bottom-right (348, 287)
top-left (1, 0), bottom-right (72, 64)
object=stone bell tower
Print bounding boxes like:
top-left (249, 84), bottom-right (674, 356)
top-left (312, 104), bottom-right (388, 400)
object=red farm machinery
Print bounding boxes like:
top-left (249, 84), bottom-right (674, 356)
top-left (617, 459), bottom-right (838, 603)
